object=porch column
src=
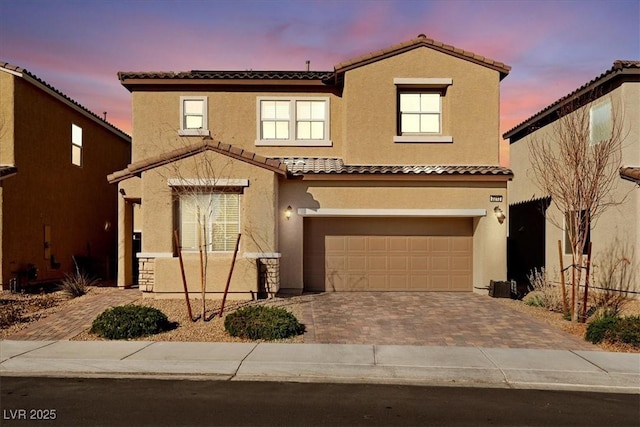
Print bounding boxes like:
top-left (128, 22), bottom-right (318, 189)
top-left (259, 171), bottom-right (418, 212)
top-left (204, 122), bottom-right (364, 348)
top-left (117, 196), bottom-right (134, 288)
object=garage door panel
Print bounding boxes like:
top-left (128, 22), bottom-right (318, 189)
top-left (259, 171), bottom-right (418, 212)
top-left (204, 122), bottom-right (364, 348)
top-left (348, 237), bottom-right (367, 251)
top-left (389, 256), bottom-right (408, 271)
top-left (389, 237), bottom-right (409, 252)
top-left (366, 237), bottom-right (387, 252)
top-left (304, 218), bottom-right (472, 292)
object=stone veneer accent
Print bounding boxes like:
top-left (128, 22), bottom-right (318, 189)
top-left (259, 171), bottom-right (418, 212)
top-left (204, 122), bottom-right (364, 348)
top-left (257, 257), bottom-right (280, 297)
top-left (137, 257), bottom-right (155, 292)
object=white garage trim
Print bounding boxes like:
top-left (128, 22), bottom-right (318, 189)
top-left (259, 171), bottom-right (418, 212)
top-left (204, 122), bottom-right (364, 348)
top-left (297, 208), bottom-right (486, 218)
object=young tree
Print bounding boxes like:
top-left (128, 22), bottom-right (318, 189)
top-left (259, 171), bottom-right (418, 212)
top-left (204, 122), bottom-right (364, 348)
top-left (527, 93), bottom-right (626, 321)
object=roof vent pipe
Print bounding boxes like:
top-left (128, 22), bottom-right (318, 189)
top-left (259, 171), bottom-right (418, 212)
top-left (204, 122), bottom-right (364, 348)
top-left (305, 60), bottom-right (310, 72)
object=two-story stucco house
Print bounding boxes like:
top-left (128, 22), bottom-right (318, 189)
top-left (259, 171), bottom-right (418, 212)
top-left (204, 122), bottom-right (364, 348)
top-left (0, 62), bottom-right (131, 289)
top-left (109, 35), bottom-right (513, 298)
top-left (505, 61), bottom-right (639, 289)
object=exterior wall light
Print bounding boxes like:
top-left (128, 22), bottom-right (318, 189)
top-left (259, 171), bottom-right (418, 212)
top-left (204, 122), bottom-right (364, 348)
top-left (285, 205), bottom-right (293, 220)
top-left (494, 206), bottom-right (506, 224)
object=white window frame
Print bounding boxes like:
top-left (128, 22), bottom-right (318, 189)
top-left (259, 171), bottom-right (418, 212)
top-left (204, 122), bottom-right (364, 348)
top-left (179, 96), bottom-right (210, 136)
top-left (393, 78), bottom-right (453, 143)
top-left (71, 123), bottom-right (83, 167)
top-left (177, 191), bottom-right (241, 253)
top-left (255, 97), bottom-right (332, 146)
top-left (589, 99), bottom-right (612, 146)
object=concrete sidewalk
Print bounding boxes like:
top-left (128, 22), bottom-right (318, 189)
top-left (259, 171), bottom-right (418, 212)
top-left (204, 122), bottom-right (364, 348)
top-left (1, 340), bottom-right (638, 394)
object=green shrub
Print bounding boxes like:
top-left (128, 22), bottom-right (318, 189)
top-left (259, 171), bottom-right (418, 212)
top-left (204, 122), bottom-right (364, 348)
top-left (585, 315), bottom-right (640, 347)
top-left (585, 316), bottom-right (619, 344)
top-left (224, 305), bottom-right (305, 340)
top-left (90, 305), bottom-right (170, 339)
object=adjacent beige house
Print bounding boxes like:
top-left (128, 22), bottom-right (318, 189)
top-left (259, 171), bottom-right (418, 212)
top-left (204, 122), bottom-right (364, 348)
top-left (0, 62), bottom-right (131, 289)
top-left (110, 35), bottom-right (513, 299)
top-left (505, 60), bottom-right (639, 289)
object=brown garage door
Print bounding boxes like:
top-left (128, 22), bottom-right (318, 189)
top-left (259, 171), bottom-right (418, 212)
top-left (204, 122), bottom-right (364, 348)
top-left (304, 217), bottom-right (473, 292)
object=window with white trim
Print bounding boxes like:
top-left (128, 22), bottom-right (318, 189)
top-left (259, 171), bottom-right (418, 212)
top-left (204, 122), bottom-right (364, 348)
top-left (71, 124), bottom-right (83, 167)
top-left (256, 97), bottom-right (331, 146)
top-left (399, 93), bottom-right (441, 133)
top-left (589, 100), bottom-right (612, 145)
top-left (394, 78), bottom-right (452, 143)
top-left (178, 192), bottom-right (240, 252)
top-left (179, 96), bottom-right (209, 136)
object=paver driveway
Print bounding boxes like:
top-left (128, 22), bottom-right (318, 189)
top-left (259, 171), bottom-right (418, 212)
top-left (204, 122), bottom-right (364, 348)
top-left (299, 292), bottom-right (599, 350)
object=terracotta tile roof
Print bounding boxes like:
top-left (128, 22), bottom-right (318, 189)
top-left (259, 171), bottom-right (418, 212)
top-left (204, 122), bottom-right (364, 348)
top-left (107, 139), bottom-right (287, 184)
top-left (504, 60), bottom-right (640, 141)
top-left (620, 167), bottom-right (640, 184)
top-left (119, 35), bottom-right (510, 87)
top-left (334, 34), bottom-right (511, 79)
top-left (278, 158), bottom-right (513, 178)
top-left (119, 70), bottom-right (335, 83)
top-left (0, 62), bottom-right (131, 140)
top-left (0, 166), bottom-right (17, 180)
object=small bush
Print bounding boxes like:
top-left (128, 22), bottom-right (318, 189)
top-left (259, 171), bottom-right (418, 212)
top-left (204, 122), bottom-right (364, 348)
top-left (526, 268), bottom-right (565, 312)
top-left (224, 305), bottom-right (305, 340)
top-left (585, 315), bottom-right (640, 347)
top-left (61, 271), bottom-right (98, 298)
top-left (0, 304), bottom-right (23, 329)
top-left (90, 305), bottom-right (170, 339)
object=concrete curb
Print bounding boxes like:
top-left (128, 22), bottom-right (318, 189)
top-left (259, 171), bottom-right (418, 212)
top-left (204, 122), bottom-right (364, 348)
top-left (1, 340), bottom-right (638, 394)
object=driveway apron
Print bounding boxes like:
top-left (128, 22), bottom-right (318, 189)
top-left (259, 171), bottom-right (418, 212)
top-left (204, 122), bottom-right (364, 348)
top-left (300, 292), bottom-right (599, 350)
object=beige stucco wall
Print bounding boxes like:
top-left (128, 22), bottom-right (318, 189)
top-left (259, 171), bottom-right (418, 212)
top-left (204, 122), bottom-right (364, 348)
top-left (278, 179), bottom-right (508, 293)
top-left (509, 82), bottom-right (639, 289)
top-left (0, 71), bottom-right (130, 286)
top-left (342, 48), bottom-right (501, 165)
top-left (0, 71), bottom-right (15, 165)
top-left (131, 90), bottom-right (343, 163)
top-left (136, 150), bottom-right (278, 297)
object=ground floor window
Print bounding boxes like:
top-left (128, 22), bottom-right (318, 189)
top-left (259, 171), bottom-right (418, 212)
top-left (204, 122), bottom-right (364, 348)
top-left (178, 192), bottom-right (240, 252)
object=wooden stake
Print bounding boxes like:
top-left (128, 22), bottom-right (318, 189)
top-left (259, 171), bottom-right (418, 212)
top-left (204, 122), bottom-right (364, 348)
top-left (219, 233), bottom-right (241, 318)
top-left (558, 240), bottom-right (568, 314)
top-left (174, 230), bottom-right (194, 321)
top-left (582, 242), bottom-right (593, 323)
top-left (198, 208), bottom-right (205, 321)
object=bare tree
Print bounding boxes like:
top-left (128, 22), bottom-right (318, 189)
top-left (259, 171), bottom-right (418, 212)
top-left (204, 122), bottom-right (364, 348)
top-left (528, 93), bottom-right (626, 321)
top-left (152, 136), bottom-right (239, 321)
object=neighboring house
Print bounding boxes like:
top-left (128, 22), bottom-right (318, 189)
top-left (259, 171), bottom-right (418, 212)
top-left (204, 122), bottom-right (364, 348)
top-left (0, 62), bottom-right (131, 289)
top-left (505, 61), bottom-right (640, 288)
top-left (109, 34), bottom-right (513, 298)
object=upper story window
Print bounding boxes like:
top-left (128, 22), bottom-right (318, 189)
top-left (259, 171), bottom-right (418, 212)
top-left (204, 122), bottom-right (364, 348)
top-left (589, 100), bottom-right (612, 145)
top-left (393, 78), bottom-right (453, 143)
top-left (179, 96), bottom-right (209, 136)
top-left (256, 97), bottom-right (331, 146)
top-left (399, 93), bottom-right (441, 134)
top-left (71, 124), bottom-right (83, 167)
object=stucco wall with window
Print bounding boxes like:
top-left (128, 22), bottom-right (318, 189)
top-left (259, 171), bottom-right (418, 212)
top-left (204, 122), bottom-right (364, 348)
top-left (341, 48), bottom-right (501, 166)
top-left (138, 151), bottom-right (279, 297)
top-left (0, 71), bottom-right (130, 286)
top-left (131, 90), bottom-right (344, 163)
top-left (509, 82), bottom-right (639, 288)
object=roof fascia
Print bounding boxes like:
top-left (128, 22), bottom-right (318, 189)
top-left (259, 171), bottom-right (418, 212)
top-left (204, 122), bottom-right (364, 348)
top-left (1, 66), bottom-right (131, 142)
top-left (334, 41), bottom-right (510, 80)
top-left (108, 141), bottom-right (287, 184)
top-left (296, 173), bottom-right (512, 182)
top-left (504, 67), bottom-right (639, 142)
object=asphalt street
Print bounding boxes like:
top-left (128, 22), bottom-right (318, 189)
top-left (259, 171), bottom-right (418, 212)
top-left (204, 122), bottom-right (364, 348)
top-left (1, 377), bottom-right (638, 427)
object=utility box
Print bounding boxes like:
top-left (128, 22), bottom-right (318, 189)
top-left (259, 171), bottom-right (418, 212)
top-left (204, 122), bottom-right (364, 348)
top-left (489, 280), bottom-right (511, 298)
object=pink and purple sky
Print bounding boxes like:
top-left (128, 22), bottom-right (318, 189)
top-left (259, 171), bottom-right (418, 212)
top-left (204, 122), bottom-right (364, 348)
top-left (1, 0), bottom-right (638, 163)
